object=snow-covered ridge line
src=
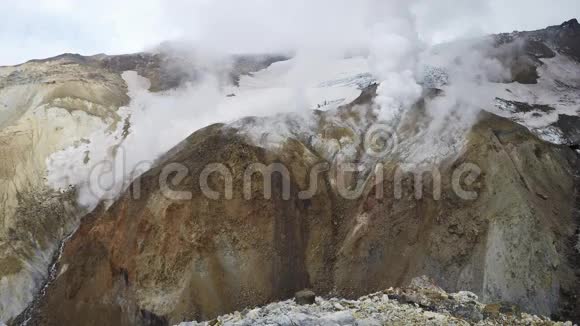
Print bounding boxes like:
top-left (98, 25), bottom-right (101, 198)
top-left (44, 56), bottom-right (374, 209)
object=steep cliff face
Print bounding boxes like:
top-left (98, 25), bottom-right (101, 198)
top-left (0, 52), bottom-right (191, 323)
top-left (26, 85), bottom-right (579, 325)
top-left (0, 55), bottom-right (132, 322)
top-left (0, 51), bottom-right (289, 324)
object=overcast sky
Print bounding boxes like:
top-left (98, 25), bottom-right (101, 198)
top-left (1, 0), bottom-right (578, 66)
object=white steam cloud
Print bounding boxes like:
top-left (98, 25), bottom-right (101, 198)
top-left (46, 1), bottom-right (518, 208)
top-left (367, 1), bottom-right (423, 122)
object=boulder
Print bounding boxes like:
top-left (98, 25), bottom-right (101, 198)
top-left (295, 290), bottom-right (316, 305)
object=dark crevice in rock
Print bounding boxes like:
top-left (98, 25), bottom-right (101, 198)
top-left (139, 310), bottom-right (168, 326)
top-left (12, 228), bottom-right (77, 326)
top-left (552, 115), bottom-right (580, 147)
top-left (495, 98), bottom-right (556, 114)
top-left (557, 155), bottom-right (580, 322)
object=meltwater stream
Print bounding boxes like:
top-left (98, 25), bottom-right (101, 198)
top-left (13, 229), bottom-right (76, 326)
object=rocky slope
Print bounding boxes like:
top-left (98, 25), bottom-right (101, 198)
top-left (0, 54), bottom-right (130, 322)
top-left (23, 85), bottom-right (579, 326)
top-left (179, 276), bottom-right (575, 326)
top-left (0, 20), bottom-right (579, 326)
top-left (0, 52), bottom-right (285, 324)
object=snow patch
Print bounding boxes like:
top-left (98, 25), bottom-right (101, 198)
top-left (46, 56), bottom-right (372, 209)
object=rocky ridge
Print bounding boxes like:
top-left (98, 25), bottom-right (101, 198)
top-left (23, 85), bottom-right (579, 325)
top-left (0, 51), bottom-right (286, 324)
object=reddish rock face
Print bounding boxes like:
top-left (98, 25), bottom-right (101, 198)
top-left (27, 88), bottom-right (579, 325)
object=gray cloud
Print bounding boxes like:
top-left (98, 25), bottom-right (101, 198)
top-left (1, 1), bottom-right (578, 65)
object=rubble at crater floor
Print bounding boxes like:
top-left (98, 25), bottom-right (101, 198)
top-left (179, 277), bottom-right (574, 326)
